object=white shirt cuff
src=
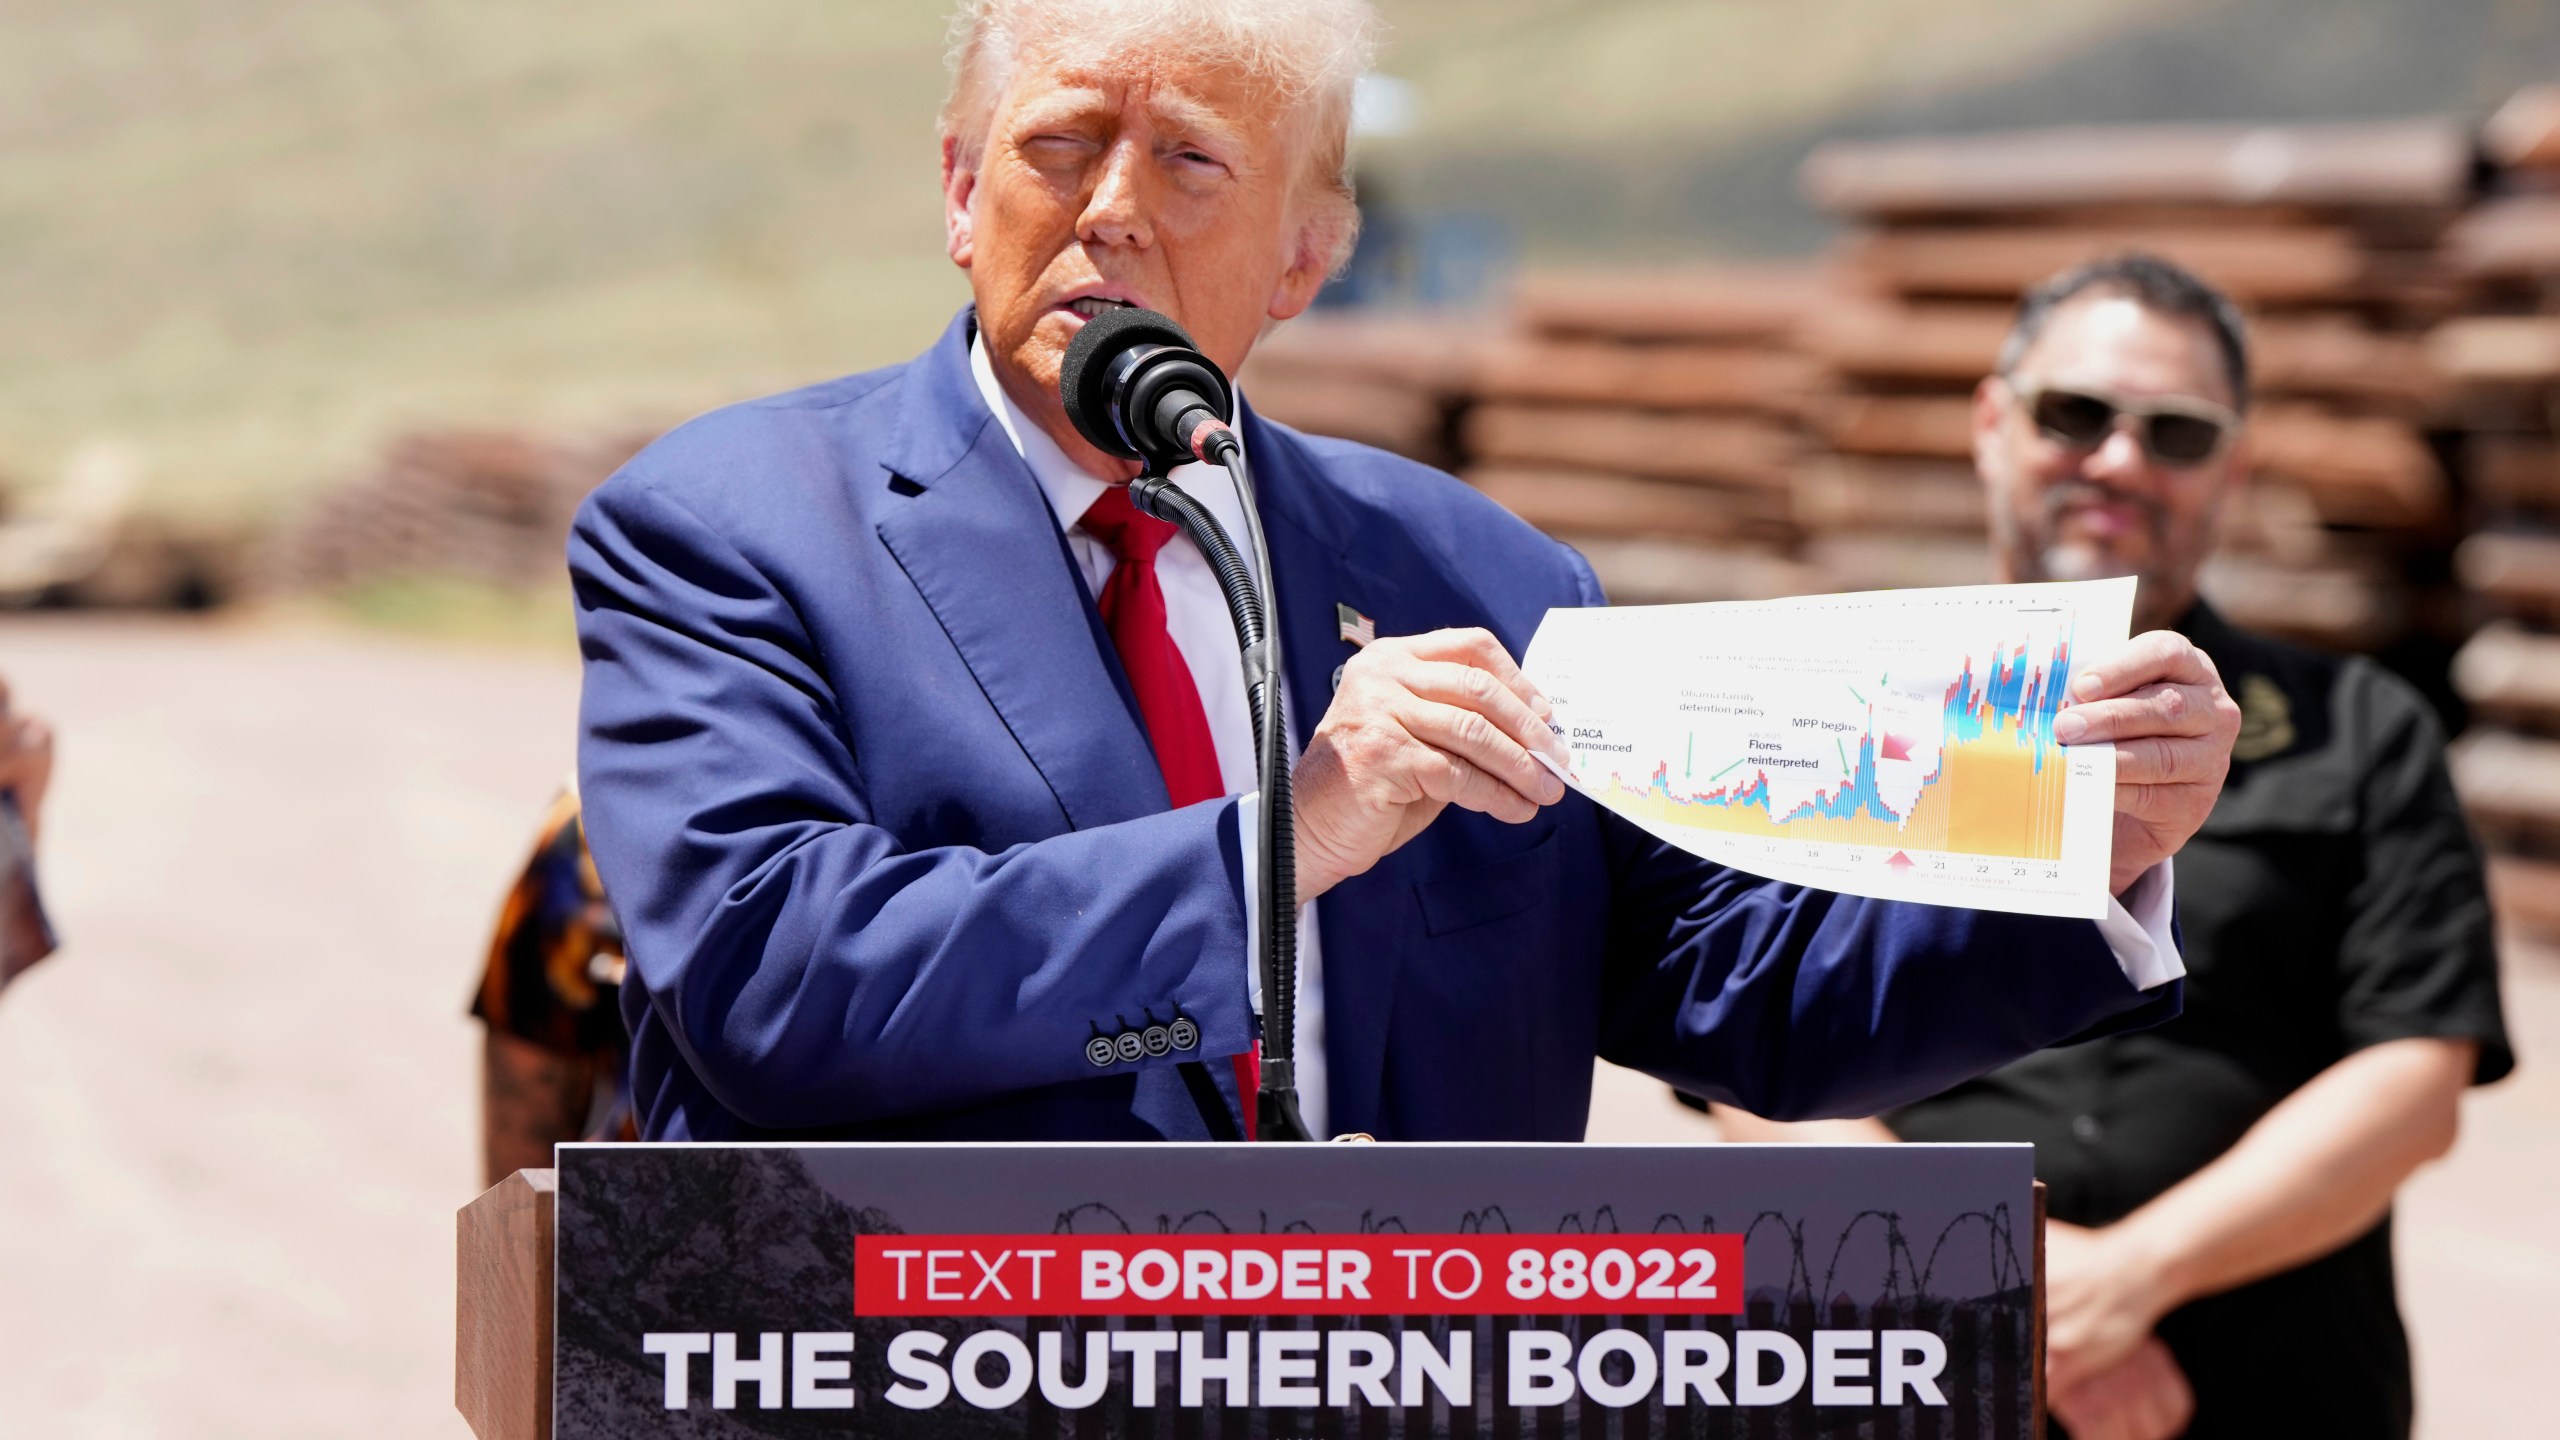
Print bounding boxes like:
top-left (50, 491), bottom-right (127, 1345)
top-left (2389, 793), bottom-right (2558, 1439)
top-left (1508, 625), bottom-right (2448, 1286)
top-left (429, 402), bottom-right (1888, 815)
top-left (2096, 859), bottom-right (2183, 991)
top-left (1236, 790), bottom-right (1263, 1013)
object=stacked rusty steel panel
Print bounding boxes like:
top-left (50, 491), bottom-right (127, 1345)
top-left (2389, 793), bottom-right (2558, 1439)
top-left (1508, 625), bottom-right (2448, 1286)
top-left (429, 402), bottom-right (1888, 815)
top-left (1233, 312), bottom-right (1487, 473)
top-left (1795, 118), bottom-right (2474, 652)
top-left (2442, 87), bottom-right (2560, 946)
top-left (270, 429), bottom-right (650, 594)
top-left (1241, 109), bottom-right (2560, 942)
top-left (1243, 270), bottom-right (1827, 604)
top-left (1455, 265), bottom-right (1825, 604)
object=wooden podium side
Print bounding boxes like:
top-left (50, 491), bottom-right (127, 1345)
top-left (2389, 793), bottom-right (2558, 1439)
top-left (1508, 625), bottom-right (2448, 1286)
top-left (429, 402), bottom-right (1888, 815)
top-left (2034, 1178), bottom-right (2048, 1440)
top-left (457, 1168), bottom-right (556, 1440)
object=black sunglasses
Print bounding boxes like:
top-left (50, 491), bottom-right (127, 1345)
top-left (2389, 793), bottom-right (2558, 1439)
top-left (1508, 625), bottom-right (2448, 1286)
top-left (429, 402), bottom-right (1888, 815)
top-left (2015, 385), bottom-right (2239, 468)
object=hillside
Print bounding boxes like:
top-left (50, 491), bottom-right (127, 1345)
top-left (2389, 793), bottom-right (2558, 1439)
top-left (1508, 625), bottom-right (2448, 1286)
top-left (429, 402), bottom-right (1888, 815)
top-left (1374, 0), bottom-right (2560, 254)
top-left (4, 0), bottom-right (2554, 519)
top-left (0, 0), bottom-right (2162, 518)
top-left (1, 0), bottom-right (968, 520)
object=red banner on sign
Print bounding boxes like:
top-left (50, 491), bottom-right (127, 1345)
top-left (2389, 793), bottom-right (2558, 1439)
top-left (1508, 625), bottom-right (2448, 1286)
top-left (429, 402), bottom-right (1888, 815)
top-left (853, 1235), bottom-right (1744, 1317)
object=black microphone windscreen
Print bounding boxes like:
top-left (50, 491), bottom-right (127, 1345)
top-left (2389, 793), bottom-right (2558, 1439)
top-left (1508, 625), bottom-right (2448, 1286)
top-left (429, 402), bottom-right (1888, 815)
top-left (1059, 306), bottom-right (1200, 457)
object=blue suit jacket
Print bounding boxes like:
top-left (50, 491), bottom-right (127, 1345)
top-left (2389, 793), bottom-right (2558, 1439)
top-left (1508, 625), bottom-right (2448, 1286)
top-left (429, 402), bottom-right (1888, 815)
top-left (570, 309), bottom-right (2176, 1142)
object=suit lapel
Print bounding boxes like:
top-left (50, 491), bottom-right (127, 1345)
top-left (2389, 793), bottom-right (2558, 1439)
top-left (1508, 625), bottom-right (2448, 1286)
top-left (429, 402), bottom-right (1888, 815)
top-left (868, 341), bottom-right (1429, 1133)
top-left (875, 316), bottom-right (1168, 832)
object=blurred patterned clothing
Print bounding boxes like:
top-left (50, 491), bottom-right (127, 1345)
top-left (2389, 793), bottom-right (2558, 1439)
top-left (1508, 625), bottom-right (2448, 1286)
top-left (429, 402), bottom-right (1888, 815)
top-left (470, 789), bottom-right (632, 1138)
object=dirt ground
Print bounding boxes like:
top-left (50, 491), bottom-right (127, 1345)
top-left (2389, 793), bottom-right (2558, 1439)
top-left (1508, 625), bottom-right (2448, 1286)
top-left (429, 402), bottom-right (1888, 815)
top-left (0, 615), bottom-right (2549, 1438)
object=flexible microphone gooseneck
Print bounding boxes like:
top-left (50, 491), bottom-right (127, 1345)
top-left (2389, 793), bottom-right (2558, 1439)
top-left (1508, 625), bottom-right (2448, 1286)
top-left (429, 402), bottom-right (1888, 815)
top-left (1059, 307), bottom-right (1312, 1142)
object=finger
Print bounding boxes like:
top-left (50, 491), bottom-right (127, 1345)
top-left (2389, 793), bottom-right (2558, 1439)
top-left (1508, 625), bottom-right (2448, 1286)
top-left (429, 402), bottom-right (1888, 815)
top-left (2054, 681), bottom-right (2223, 745)
top-left (0, 717), bottom-right (29, 787)
top-left (2109, 733), bottom-right (2216, 787)
top-left (1408, 746), bottom-right (1541, 824)
top-left (2157, 1358), bottom-right (2195, 1431)
top-left (2071, 630), bottom-right (2219, 703)
top-left (19, 716), bottom-right (51, 794)
top-left (1, 716), bottom-right (44, 843)
top-left (2064, 1401), bottom-right (2126, 1440)
top-left (1403, 660), bottom-right (1568, 762)
top-left (2132, 1380), bottom-right (2185, 1440)
top-left (1403, 627), bottom-right (1549, 717)
top-left (1397, 698), bottom-right (1565, 807)
top-left (2113, 780), bottom-right (2189, 825)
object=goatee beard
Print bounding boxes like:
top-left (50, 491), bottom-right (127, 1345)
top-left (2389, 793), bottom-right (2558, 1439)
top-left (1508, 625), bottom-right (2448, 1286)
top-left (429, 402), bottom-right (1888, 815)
top-left (2037, 543), bottom-right (2139, 585)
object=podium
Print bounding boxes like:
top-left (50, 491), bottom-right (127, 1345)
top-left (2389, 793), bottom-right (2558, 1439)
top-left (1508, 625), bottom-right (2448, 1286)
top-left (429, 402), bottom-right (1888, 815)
top-left (458, 1145), bottom-right (2046, 1439)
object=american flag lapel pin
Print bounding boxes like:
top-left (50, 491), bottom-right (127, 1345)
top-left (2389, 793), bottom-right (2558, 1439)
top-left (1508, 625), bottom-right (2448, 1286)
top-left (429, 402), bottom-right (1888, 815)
top-left (1336, 602), bottom-right (1376, 648)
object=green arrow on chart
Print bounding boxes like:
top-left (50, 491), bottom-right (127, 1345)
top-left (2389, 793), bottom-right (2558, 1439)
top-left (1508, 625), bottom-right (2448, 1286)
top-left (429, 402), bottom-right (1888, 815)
top-left (1708, 757), bottom-right (1744, 782)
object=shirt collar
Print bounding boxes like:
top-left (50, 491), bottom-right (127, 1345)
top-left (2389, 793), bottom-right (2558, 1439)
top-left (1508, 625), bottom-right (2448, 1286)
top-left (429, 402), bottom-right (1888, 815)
top-left (970, 331), bottom-right (1110, 534)
top-left (967, 331), bottom-right (1258, 569)
top-left (2171, 595), bottom-right (2242, 671)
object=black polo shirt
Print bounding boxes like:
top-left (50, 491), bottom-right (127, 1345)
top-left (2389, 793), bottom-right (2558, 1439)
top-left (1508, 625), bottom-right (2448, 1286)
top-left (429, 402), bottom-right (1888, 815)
top-left (1887, 601), bottom-right (2513, 1439)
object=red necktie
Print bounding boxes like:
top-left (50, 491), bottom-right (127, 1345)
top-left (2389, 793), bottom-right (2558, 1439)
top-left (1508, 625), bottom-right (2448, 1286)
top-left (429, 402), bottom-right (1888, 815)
top-left (1079, 485), bottom-right (1262, 1135)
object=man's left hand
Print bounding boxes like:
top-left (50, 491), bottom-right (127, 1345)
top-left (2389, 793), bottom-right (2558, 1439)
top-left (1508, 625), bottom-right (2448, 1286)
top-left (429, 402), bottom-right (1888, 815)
top-left (2044, 1220), bottom-right (2177, 1396)
top-left (2053, 630), bottom-right (2240, 895)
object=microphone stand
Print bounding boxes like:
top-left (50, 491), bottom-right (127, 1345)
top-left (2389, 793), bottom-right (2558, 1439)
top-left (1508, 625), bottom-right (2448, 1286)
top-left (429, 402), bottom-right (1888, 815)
top-left (1127, 439), bottom-right (1313, 1142)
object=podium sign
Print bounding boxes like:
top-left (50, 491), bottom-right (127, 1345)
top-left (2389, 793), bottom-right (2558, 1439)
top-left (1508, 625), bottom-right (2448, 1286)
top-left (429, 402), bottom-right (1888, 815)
top-left (552, 1142), bottom-right (2038, 1438)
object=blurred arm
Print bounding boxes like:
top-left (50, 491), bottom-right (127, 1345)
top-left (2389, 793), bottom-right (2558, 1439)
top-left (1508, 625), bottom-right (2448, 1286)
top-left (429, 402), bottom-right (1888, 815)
top-left (2104, 1035), bottom-right (2471, 1308)
top-left (2043, 1036), bottom-right (2474, 1393)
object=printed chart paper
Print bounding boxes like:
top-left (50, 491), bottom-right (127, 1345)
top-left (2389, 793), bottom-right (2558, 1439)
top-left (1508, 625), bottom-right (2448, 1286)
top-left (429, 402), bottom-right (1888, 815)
top-left (1524, 578), bottom-right (2135, 919)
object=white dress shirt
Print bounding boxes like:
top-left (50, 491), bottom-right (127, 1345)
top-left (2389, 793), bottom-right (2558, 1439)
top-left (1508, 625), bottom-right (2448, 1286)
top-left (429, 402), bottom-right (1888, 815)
top-left (968, 335), bottom-right (2182, 1139)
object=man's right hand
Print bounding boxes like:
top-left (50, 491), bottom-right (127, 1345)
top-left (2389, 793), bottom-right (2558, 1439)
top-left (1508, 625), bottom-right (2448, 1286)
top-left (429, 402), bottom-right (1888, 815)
top-left (1291, 628), bottom-right (1568, 900)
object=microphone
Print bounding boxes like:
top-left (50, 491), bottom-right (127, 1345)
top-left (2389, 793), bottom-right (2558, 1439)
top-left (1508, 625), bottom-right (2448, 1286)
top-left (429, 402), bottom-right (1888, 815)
top-left (1059, 307), bottom-right (1240, 472)
top-left (1057, 307), bottom-right (1310, 1142)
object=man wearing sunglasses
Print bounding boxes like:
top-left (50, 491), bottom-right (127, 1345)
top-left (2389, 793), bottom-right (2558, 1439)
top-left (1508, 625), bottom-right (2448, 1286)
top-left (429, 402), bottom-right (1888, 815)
top-left (1712, 254), bottom-right (2512, 1440)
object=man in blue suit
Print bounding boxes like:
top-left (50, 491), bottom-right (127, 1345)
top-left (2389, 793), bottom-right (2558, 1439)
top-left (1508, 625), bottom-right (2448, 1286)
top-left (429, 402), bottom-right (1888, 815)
top-left (569, 0), bottom-right (2242, 1144)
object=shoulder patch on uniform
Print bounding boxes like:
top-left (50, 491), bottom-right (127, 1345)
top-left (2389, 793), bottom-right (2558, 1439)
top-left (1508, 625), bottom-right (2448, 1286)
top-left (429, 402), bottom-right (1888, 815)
top-left (2231, 672), bottom-right (2296, 763)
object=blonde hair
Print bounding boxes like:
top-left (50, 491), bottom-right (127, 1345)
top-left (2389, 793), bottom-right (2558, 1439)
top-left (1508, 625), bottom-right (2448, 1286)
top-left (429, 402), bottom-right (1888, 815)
top-left (941, 0), bottom-right (1377, 273)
